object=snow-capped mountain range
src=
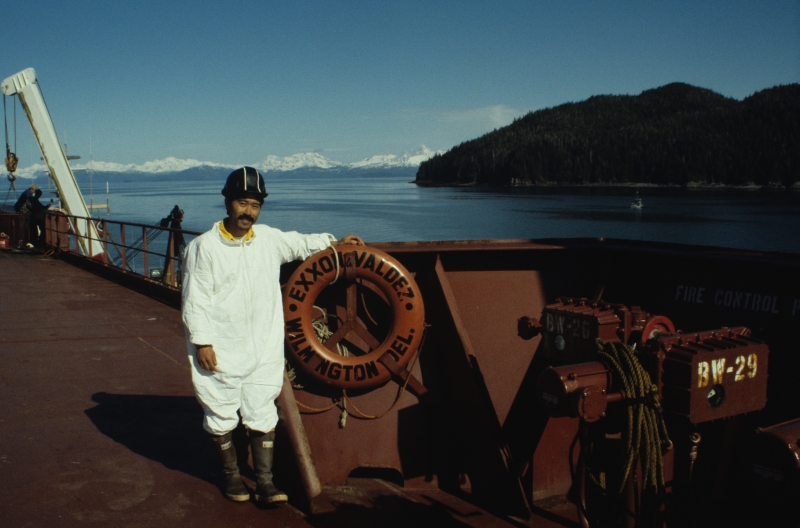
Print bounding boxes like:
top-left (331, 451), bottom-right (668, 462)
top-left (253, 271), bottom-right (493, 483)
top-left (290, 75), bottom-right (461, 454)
top-left (11, 146), bottom-right (441, 179)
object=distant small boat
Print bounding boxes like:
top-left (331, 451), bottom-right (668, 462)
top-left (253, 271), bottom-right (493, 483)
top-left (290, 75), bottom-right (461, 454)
top-left (631, 192), bottom-right (643, 209)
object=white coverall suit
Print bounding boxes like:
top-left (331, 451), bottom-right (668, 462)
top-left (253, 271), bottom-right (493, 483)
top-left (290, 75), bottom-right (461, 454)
top-left (182, 221), bottom-right (333, 435)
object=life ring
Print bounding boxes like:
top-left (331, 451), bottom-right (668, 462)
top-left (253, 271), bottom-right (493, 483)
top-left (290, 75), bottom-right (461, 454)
top-left (283, 245), bottom-right (425, 391)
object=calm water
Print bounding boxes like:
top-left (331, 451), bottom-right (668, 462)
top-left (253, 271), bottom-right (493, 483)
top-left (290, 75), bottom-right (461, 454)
top-left (82, 173), bottom-right (800, 254)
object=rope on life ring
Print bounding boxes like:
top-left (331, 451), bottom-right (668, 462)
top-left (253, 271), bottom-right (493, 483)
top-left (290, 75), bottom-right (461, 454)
top-left (283, 245), bottom-right (425, 391)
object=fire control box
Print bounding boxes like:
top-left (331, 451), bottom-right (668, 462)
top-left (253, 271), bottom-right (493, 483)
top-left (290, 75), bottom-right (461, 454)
top-left (651, 327), bottom-right (768, 423)
top-left (537, 297), bottom-right (673, 364)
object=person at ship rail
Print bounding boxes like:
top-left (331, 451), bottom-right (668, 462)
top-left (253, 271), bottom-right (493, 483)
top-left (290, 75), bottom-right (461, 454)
top-left (13, 184), bottom-right (37, 213)
top-left (28, 189), bottom-right (52, 247)
top-left (181, 166), bottom-right (363, 505)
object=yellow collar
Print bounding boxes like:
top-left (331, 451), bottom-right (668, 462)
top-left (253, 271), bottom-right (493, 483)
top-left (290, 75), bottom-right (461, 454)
top-left (219, 220), bottom-right (254, 241)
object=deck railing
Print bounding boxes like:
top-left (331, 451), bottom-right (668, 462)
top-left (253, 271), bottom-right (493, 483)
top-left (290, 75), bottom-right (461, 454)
top-left (44, 211), bottom-right (202, 289)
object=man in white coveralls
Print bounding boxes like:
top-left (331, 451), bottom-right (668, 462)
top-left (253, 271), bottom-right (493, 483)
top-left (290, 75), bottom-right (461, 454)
top-left (182, 166), bottom-right (363, 504)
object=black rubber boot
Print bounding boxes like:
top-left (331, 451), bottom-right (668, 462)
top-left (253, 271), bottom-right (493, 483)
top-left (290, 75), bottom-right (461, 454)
top-left (250, 429), bottom-right (288, 504)
top-left (209, 432), bottom-right (250, 502)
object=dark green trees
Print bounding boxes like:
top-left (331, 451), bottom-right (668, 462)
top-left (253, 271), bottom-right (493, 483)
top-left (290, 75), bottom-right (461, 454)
top-left (415, 83), bottom-right (800, 188)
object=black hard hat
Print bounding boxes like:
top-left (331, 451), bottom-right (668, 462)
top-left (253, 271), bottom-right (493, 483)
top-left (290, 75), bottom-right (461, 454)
top-left (222, 166), bottom-right (268, 200)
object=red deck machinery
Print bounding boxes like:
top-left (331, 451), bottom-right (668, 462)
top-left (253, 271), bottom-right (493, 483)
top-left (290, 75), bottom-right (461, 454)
top-left (520, 297), bottom-right (770, 527)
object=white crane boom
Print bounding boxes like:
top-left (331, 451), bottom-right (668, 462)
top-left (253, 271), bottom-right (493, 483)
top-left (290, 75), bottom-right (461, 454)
top-left (1, 68), bottom-right (103, 259)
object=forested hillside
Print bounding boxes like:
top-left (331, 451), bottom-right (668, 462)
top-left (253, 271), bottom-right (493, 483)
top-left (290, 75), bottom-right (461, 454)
top-left (415, 83), bottom-right (799, 187)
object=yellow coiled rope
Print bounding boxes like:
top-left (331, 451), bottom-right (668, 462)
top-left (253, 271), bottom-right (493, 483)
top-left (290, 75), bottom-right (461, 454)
top-left (588, 338), bottom-right (672, 527)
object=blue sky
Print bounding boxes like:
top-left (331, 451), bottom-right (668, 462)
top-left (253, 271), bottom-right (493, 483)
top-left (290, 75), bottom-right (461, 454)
top-left (2, 1), bottom-right (798, 167)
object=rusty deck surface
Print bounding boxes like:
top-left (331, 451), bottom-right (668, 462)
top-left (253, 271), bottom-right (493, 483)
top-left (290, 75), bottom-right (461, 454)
top-left (0, 251), bottom-right (568, 527)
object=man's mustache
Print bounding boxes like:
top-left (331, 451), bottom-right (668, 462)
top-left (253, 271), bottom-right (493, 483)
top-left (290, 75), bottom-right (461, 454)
top-left (237, 214), bottom-right (255, 223)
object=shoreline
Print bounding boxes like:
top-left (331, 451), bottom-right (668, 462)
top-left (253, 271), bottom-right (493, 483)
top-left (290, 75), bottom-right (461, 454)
top-left (413, 180), bottom-right (800, 191)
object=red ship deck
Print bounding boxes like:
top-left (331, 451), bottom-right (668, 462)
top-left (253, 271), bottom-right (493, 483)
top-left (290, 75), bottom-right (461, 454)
top-left (0, 251), bottom-right (573, 527)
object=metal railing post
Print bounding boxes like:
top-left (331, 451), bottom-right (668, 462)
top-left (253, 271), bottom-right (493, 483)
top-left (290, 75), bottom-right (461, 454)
top-left (165, 231), bottom-right (175, 286)
top-left (120, 224), bottom-right (127, 270)
top-left (101, 219), bottom-right (108, 262)
top-left (142, 226), bottom-right (149, 278)
top-left (58, 214), bottom-right (67, 249)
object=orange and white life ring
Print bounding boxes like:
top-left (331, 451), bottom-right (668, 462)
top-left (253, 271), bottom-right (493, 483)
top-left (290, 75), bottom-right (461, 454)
top-left (283, 245), bottom-right (425, 391)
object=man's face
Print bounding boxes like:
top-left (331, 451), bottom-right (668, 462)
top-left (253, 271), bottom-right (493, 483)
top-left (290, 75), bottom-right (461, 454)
top-left (227, 197), bottom-right (262, 233)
